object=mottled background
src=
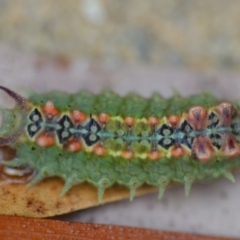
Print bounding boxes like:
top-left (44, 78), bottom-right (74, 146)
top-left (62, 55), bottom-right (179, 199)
top-left (0, 0), bottom-right (240, 238)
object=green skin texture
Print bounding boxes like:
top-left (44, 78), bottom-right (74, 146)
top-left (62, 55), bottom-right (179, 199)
top-left (2, 90), bottom-right (240, 202)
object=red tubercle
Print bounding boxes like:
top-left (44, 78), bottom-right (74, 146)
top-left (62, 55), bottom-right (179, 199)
top-left (122, 150), bottom-right (134, 160)
top-left (124, 117), bottom-right (135, 127)
top-left (192, 136), bottom-right (214, 162)
top-left (223, 133), bottom-right (240, 158)
top-left (36, 133), bottom-right (55, 147)
top-left (216, 102), bottom-right (234, 126)
top-left (172, 145), bottom-right (185, 158)
top-left (71, 110), bottom-right (87, 123)
top-left (65, 139), bottom-right (82, 152)
top-left (98, 113), bottom-right (110, 124)
top-left (168, 115), bottom-right (180, 128)
top-left (148, 150), bottom-right (161, 160)
top-left (187, 106), bottom-right (208, 130)
top-left (93, 145), bottom-right (107, 156)
top-left (148, 116), bottom-right (159, 127)
top-left (42, 101), bottom-right (59, 117)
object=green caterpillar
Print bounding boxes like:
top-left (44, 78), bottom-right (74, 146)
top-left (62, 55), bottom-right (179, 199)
top-left (0, 86), bottom-right (239, 202)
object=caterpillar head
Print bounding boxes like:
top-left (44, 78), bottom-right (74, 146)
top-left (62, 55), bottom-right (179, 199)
top-left (0, 86), bottom-right (29, 147)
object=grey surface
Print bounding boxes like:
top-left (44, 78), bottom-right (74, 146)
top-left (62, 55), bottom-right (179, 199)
top-left (1, 1), bottom-right (240, 70)
top-left (1, 46), bottom-right (240, 237)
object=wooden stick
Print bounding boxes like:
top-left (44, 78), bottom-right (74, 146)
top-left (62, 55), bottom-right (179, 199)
top-left (0, 215), bottom-right (238, 240)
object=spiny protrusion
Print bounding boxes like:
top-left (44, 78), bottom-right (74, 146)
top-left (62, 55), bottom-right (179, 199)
top-left (129, 186), bottom-right (136, 202)
top-left (184, 175), bottom-right (193, 197)
top-left (98, 187), bottom-right (105, 203)
top-left (27, 169), bottom-right (49, 187)
top-left (60, 174), bottom-right (79, 197)
top-left (97, 178), bottom-right (111, 203)
top-left (128, 178), bottom-right (140, 201)
top-left (223, 171), bottom-right (235, 183)
top-left (158, 185), bottom-right (166, 200)
top-left (157, 176), bottom-right (169, 199)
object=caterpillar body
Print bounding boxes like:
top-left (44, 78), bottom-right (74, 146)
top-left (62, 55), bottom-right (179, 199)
top-left (0, 86), bottom-right (240, 202)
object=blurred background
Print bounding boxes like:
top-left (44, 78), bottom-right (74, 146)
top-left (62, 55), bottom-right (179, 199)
top-left (1, 0), bottom-right (240, 70)
top-left (0, 0), bottom-right (240, 238)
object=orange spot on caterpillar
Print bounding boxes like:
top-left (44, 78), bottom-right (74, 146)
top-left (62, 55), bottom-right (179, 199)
top-left (172, 145), bottom-right (185, 158)
top-left (188, 106), bottom-right (208, 130)
top-left (65, 140), bottom-right (82, 152)
top-left (148, 150), bottom-right (161, 160)
top-left (124, 117), bottom-right (135, 127)
top-left (122, 150), bottom-right (134, 159)
top-left (148, 116), bottom-right (159, 126)
top-left (43, 101), bottom-right (59, 116)
top-left (36, 134), bottom-right (55, 147)
top-left (72, 110), bottom-right (86, 122)
top-left (168, 115), bottom-right (180, 127)
top-left (192, 136), bottom-right (214, 162)
top-left (98, 113), bottom-right (110, 124)
top-left (93, 145), bottom-right (107, 156)
top-left (223, 134), bottom-right (240, 158)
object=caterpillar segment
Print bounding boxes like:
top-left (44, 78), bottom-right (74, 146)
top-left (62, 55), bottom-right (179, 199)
top-left (0, 86), bottom-right (240, 202)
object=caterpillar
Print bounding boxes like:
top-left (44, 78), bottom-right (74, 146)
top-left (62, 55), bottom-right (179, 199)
top-left (0, 86), bottom-right (239, 203)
